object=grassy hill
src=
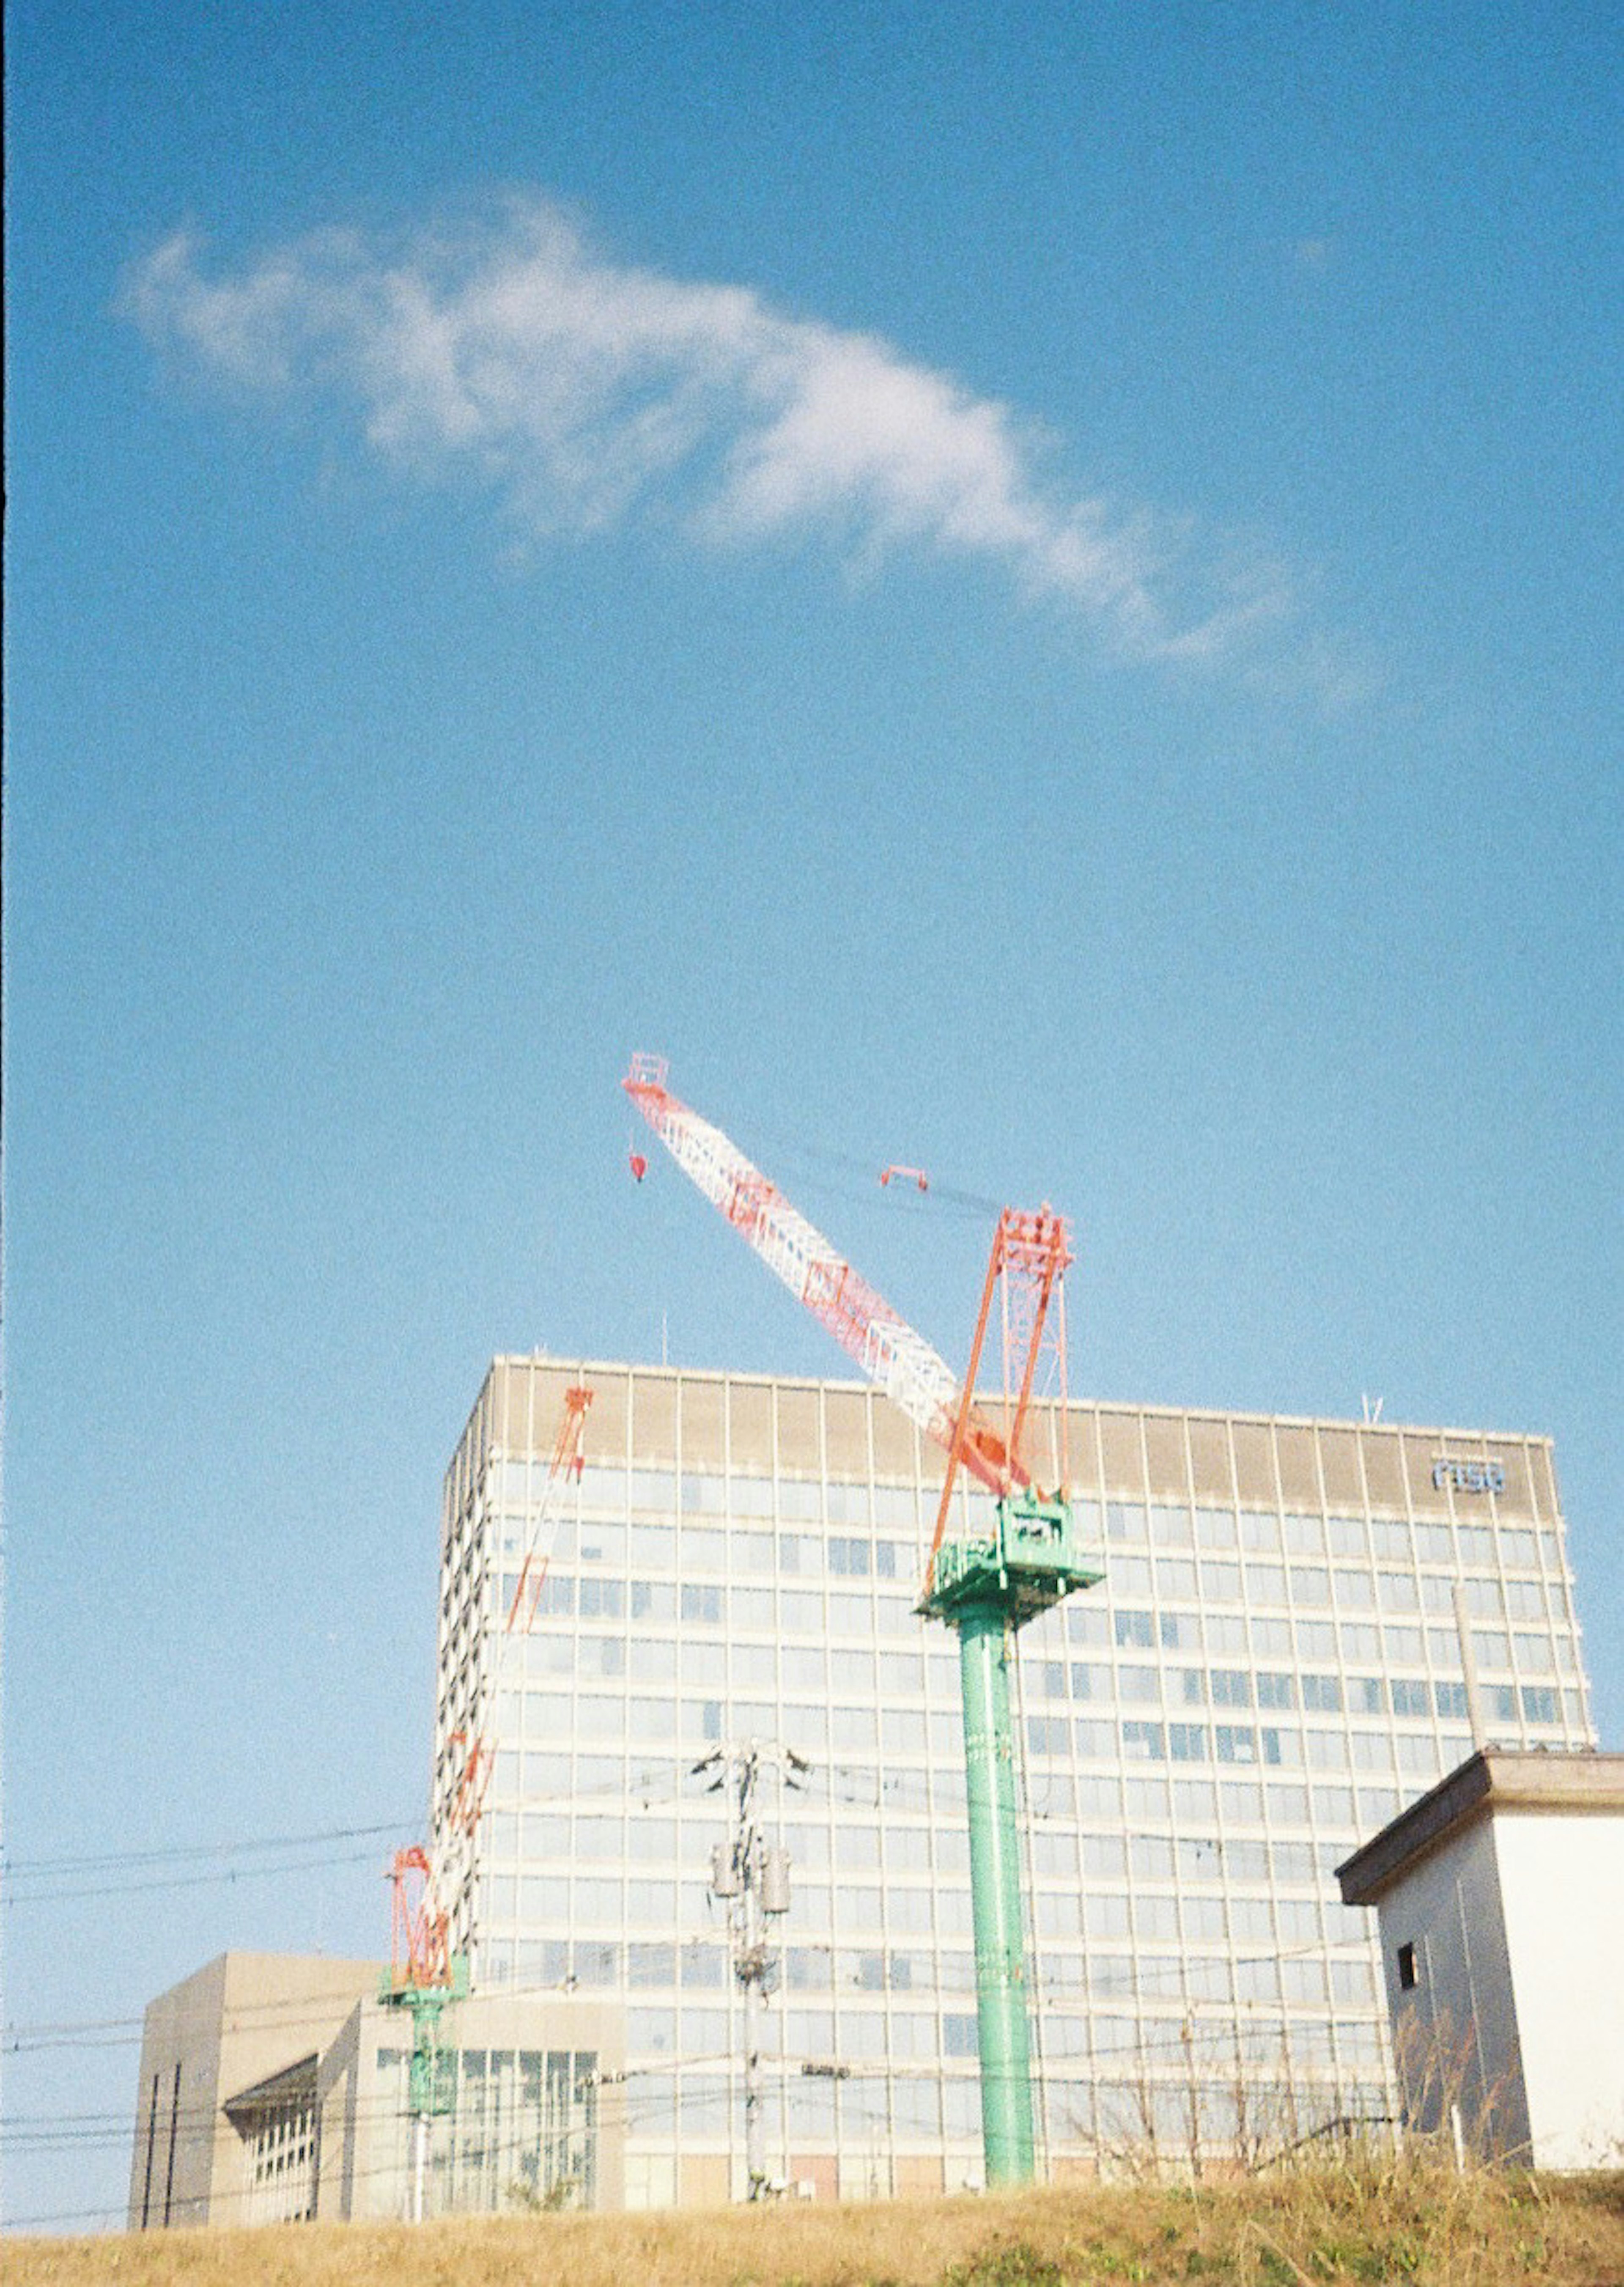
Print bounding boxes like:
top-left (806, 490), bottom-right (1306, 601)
top-left (12, 2166), bottom-right (1624, 2286)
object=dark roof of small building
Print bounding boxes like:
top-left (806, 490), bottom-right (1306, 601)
top-left (222, 2052), bottom-right (320, 2119)
top-left (1336, 1748), bottom-right (1624, 1906)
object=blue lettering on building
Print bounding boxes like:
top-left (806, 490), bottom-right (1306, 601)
top-left (1431, 1458), bottom-right (1506, 1495)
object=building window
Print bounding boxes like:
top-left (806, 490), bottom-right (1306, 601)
top-left (1397, 1941), bottom-right (1419, 1991)
top-left (943, 2012), bottom-right (979, 2057)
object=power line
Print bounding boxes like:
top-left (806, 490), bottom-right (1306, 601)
top-left (5, 1844), bottom-right (399, 1911)
top-left (1, 1817), bottom-right (411, 1882)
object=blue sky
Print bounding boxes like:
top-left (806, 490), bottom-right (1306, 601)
top-left (5, 0), bottom-right (1619, 2232)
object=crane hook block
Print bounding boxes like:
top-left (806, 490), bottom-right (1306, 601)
top-left (630, 1153), bottom-right (648, 1183)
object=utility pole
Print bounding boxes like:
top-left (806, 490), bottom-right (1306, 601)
top-left (697, 1740), bottom-right (802, 2199)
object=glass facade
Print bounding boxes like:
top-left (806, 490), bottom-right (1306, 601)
top-left (372, 2043), bottom-right (600, 2214)
top-left (432, 1359), bottom-right (1593, 2204)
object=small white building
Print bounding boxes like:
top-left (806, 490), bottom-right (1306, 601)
top-left (1337, 1749), bottom-right (1624, 2169)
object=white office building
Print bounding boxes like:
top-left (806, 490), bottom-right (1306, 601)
top-left (433, 1356), bottom-right (1594, 2205)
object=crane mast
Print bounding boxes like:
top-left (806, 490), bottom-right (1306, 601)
top-left (625, 1055), bottom-right (1101, 2187)
top-left (381, 1381), bottom-right (593, 2217)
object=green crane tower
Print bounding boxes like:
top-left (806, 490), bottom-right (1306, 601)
top-left (624, 1056), bottom-right (1104, 2188)
top-left (379, 1845), bottom-right (470, 2219)
top-left (919, 1494), bottom-right (1100, 2180)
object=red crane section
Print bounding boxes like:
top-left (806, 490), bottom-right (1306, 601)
top-left (623, 1056), bottom-right (1072, 1580)
top-left (387, 1381), bottom-right (594, 1994)
top-left (924, 1205), bottom-right (1072, 1590)
top-left (506, 1384), bottom-right (594, 1632)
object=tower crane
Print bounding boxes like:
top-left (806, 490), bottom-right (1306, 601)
top-left (624, 1054), bottom-right (1101, 2186)
top-left (381, 1381), bottom-right (593, 2218)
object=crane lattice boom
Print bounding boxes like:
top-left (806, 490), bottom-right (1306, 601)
top-left (625, 1054), bottom-right (970, 1458)
top-left (623, 1055), bottom-right (1067, 1506)
top-left (388, 1383), bottom-right (593, 1995)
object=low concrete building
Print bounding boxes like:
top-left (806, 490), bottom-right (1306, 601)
top-left (129, 1952), bottom-right (623, 2227)
top-left (1337, 1749), bottom-right (1624, 2169)
top-left (129, 1953), bottom-right (376, 2228)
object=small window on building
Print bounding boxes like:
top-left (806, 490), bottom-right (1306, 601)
top-left (1397, 1941), bottom-right (1419, 1991)
top-left (943, 2012), bottom-right (979, 2056)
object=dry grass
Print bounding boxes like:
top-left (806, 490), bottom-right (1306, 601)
top-left (11, 2165), bottom-right (1624, 2287)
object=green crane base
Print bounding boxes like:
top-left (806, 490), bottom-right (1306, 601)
top-left (919, 1495), bottom-right (1103, 2187)
top-left (919, 1495), bottom-right (1102, 1628)
top-left (379, 1955), bottom-right (469, 2119)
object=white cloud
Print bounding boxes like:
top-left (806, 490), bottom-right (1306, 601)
top-left (127, 198), bottom-right (1324, 675)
